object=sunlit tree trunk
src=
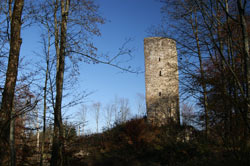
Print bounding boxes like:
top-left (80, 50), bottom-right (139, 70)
top-left (0, 0), bottom-right (24, 165)
top-left (50, 0), bottom-right (70, 165)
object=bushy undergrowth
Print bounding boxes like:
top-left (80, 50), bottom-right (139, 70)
top-left (66, 118), bottom-right (250, 166)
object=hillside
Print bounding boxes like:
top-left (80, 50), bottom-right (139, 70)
top-left (63, 118), bottom-right (250, 166)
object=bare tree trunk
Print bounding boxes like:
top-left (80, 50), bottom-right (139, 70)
top-left (104, 104), bottom-right (113, 129)
top-left (79, 104), bottom-right (87, 135)
top-left (36, 109), bottom-right (40, 151)
top-left (0, 0), bottom-right (24, 165)
top-left (224, 0), bottom-right (234, 142)
top-left (191, 11), bottom-right (209, 138)
top-left (93, 102), bottom-right (101, 133)
top-left (40, 24), bottom-right (51, 166)
top-left (54, 0), bottom-right (60, 73)
top-left (237, 0), bottom-right (250, 99)
top-left (50, 0), bottom-right (70, 165)
top-left (10, 101), bottom-right (16, 166)
top-left (237, 0), bottom-right (250, 140)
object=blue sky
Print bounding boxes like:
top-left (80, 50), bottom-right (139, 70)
top-left (20, 0), bottom-right (164, 133)
top-left (78, 0), bottom-right (163, 132)
top-left (82, 0), bottom-right (162, 102)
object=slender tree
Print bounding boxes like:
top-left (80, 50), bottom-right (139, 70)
top-left (136, 93), bottom-right (146, 117)
top-left (118, 98), bottom-right (130, 123)
top-left (236, 0), bottom-right (250, 136)
top-left (92, 102), bottom-right (101, 133)
top-left (40, 27), bottom-right (51, 166)
top-left (104, 103), bottom-right (114, 129)
top-left (78, 104), bottom-right (87, 135)
top-left (50, 0), bottom-right (69, 165)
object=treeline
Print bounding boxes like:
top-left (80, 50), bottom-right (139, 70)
top-left (77, 95), bottom-right (146, 135)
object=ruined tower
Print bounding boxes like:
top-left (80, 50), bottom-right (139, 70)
top-left (144, 37), bottom-right (180, 125)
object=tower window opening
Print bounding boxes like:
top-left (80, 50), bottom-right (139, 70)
top-left (159, 57), bottom-right (161, 61)
top-left (159, 92), bottom-right (161, 96)
top-left (168, 107), bottom-right (172, 117)
top-left (159, 71), bottom-right (162, 76)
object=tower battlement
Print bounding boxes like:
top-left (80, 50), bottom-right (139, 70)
top-left (144, 37), bottom-right (180, 126)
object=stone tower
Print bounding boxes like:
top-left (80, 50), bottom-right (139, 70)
top-left (144, 37), bottom-right (180, 126)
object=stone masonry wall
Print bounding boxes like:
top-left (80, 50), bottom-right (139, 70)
top-left (144, 37), bottom-right (180, 126)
